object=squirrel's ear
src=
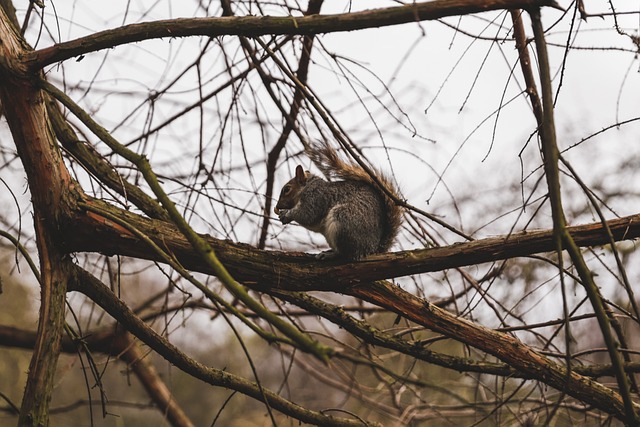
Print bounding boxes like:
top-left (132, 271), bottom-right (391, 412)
top-left (295, 165), bottom-right (307, 184)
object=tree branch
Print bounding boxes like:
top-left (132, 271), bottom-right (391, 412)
top-left (64, 196), bottom-right (640, 290)
top-left (46, 94), bottom-right (171, 221)
top-left (530, 7), bottom-right (638, 425)
top-left (25, 0), bottom-right (561, 70)
top-left (60, 195), bottom-right (640, 421)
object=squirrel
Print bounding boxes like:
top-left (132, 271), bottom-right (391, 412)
top-left (274, 141), bottom-right (402, 260)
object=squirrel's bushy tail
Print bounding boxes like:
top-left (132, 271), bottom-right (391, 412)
top-left (306, 140), bottom-right (403, 252)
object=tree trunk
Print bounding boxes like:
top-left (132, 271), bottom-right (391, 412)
top-left (0, 7), bottom-right (77, 426)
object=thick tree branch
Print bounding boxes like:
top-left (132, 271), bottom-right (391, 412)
top-left (63, 196), bottom-right (640, 290)
top-left (25, 0), bottom-right (561, 70)
top-left (262, 290), bottom-right (640, 379)
top-left (59, 196), bottom-right (640, 421)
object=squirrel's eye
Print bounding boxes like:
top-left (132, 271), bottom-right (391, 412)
top-left (283, 185), bottom-right (291, 195)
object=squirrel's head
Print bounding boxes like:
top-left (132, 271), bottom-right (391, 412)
top-left (274, 165), bottom-right (309, 214)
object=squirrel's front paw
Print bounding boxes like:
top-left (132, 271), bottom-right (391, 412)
top-left (278, 209), bottom-right (293, 224)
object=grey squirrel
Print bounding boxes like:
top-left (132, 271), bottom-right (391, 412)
top-left (274, 141), bottom-right (402, 260)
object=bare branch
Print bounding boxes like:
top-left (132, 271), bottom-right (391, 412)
top-left (25, 0), bottom-right (561, 69)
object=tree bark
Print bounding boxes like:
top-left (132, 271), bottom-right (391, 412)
top-left (0, 7), bottom-right (77, 426)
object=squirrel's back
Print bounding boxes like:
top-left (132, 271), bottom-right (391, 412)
top-left (306, 141), bottom-right (402, 254)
